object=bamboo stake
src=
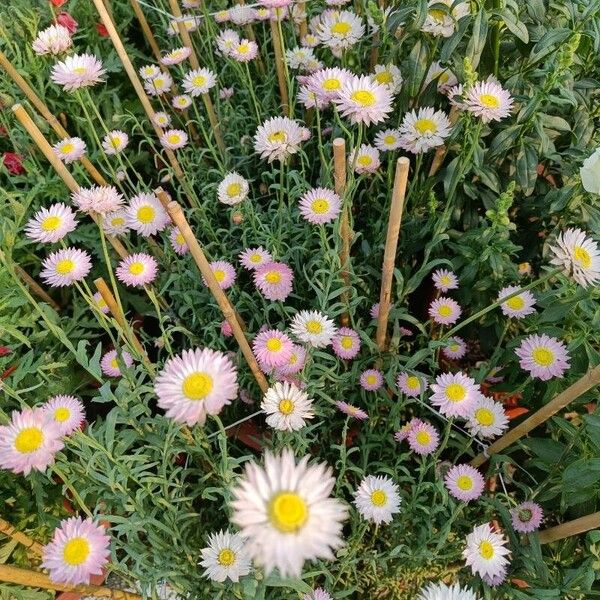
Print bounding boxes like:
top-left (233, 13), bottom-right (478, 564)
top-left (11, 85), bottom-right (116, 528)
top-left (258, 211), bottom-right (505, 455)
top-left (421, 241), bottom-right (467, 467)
top-left (334, 138), bottom-right (351, 326)
top-left (539, 512), bottom-right (600, 545)
top-left (0, 518), bottom-right (43, 556)
top-left (166, 0), bottom-right (200, 69)
top-left (15, 266), bottom-right (60, 311)
top-left (375, 157), bottom-right (410, 351)
top-left (160, 192), bottom-right (268, 393)
top-left (0, 51), bottom-right (105, 185)
top-left (470, 364), bottom-right (600, 468)
top-left (11, 104), bottom-right (128, 260)
top-left (128, 0), bottom-right (163, 64)
top-left (269, 18), bottom-right (289, 117)
top-left (0, 564), bottom-right (141, 600)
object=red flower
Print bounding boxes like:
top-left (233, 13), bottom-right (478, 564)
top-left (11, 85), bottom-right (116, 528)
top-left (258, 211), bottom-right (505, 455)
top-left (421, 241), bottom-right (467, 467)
top-left (56, 12), bottom-right (78, 34)
top-left (0, 347), bottom-right (11, 357)
top-left (96, 22), bottom-right (109, 37)
top-left (50, 0), bottom-right (67, 6)
top-left (3, 152), bottom-right (25, 175)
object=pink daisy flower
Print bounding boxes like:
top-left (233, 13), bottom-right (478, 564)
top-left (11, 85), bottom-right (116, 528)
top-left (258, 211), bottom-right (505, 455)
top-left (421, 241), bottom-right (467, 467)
top-left (333, 74), bottom-right (393, 126)
top-left (349, 144), bottom-right (381, 174)
top-left (220, 320), bottom-right (233, 337)
top-left (360, 369), bottom-right (383, 391)
top-left (101, 349), bottom-right (133, 377)
top-left (239, 247), bottom-right (272, 271)
top-left (126, 193), bottom-right (169, 237)
top-left (394, 418), bottom-right (423, 443)
top-left (230, 39), bottom-right (258, 62)
top-left (160, 129), bottom-right (188, 150)
top-left (203, 260), bottom-right (236, 290)
top-left (92, 291), bottom-right (110, 314)
top-left (407, 421), bottom-right (439, 455)
top-left (0, 409), bottom-right (63, 475)
top-left (428, 297), bottom-right (462, 325)
top-left (116, 253), bottom-right (158, 287)
top-left (254, 117), bottom-right (306, 163)
top-left (154, 348), bottom-right (238, 426)
top-left (40, 247), bottom-right (92, 287)
top-left (332, 327), bottom-right (361, 360)
top-left (25, 203), bottom-right (77, 244)
top-left (515, 334), bottom-right (570, 381)
top-left (42, 395), bottom-right (85, 436)
top-left (253, 329), bottom-right (294, 370)
top-left (305, 67), bottom-right (353, 107)
top-left (432, 268), bottom-right (458, 292)
top-left (169, 227), bottom-right (189, 255)
top-left (50, 53), bottom-right (106, 92)
top-left (444, 464), bottom-right (485, 502)
top-left (71, 185), bottom-right (124, 216)
top-left (511, 501), bottom-right (544, 533)
top-left (303, 589), bottom-right (332, 600)
top-left (498, 285), bottom-right (536, 318)
top-left (298, 187), bottom-right (342, 224)
top-left (370, 302), bottom-right (380, 319)
top-left (442, 337), bottom-right (467, 360)
top-left (41, 517), bottom-right (111, 585)
top-left (254, 262), bottom-right (294, 301)
top-left (335, 401), bottom-right (368, 420)
top-left (275, 344), bottom-right (307, 376)
top-left (429, 372), bottom-right (481, 418)
top-left (396, 372), bottom-right (424, 397)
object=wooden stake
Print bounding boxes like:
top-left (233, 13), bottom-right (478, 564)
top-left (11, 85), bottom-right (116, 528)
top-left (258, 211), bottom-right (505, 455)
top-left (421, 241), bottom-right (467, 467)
top-left (539, 512), bottom-right (600, 545)
top-left (128, 0), bottom-right (163, 64)
top-left (15, 266), bottom-right (60, 311)
top-left (160, 192), bottom-right (268, 393)
top-left (470, 364), bottom-right (600, 468)
top-left (334, 138), bottom-right (351, 326)
top-left (269, 18), bottom-right (289, 117)
top-left (166, 0), bottom-right (200, 69)
top-left (375, 157), bottom-right (410, 351)
top-left (0, 518), bottom-right (43, 556)
top-left (0, 564), bottom-right (141, 600)
top-left (11, 104), bottom-right (128, 260)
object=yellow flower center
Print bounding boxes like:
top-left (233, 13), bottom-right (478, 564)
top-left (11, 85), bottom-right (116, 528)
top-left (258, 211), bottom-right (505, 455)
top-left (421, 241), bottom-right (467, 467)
top-left (110, 136), bottom-right (122, 149)
top-left (532, 347), bottom-right (554, 367)
top-left (217, 548), bottom-right (236, 566)
top-left (456, 475), bottom-right (473, 491)
top-left (306, 320), bottom-right (323, 334)
top-left (268, 131), bottom-right (287, 143)
top-left (111, 216), bottom-right (125, 227)
top-left (506, 295), bottom-right (525, 310)
top-left (374, 70), bottom-right (393, 85)
top-left (176, 233), bottom-right (185, 245)
top-left (573, 245), bottom-right (591, 269)
top-left (182, 372), bottom-right (213, 400)
top-left (269, 492), bottom-right (308, 533)
top-left (439, 71), bottom-right (450, 84)
top-left (266, 338), bottom-right (282, 352)
top-left (250, 253), bottom-right (262, 263)
top-left (357, 155), bottom-right (373, 166)
top-left (62, 538), bottom-right (91, 566)
top-left (288, 353), bottom-right (298, 365)
top-left (167, 134), bottom-right (181, 144)
top-left (137, 205), bottom-right (156, 224)
top-left (322, 78), bottom-right (341, 91)
top-left (265, 271), bottom-right (281, 284)
top-left (370, 489), bottom-right (387, 506)
top-left (55, 259), bottom-right (74, 275)
top-left (518, 262), bottom-right (530, 273)
top-left (97, 298), bottom-right (107, 309)
top-left (475, 408), bottom-right (494, 427)
top-left (429, 9), bottom-right (446, 21)
top-left (42, 215), bottom-right (62, 231)
top-left (176, 98), bottom-right (188, 106)
top-left (479, 94), bottom-right (500, 108)
top-left (440, 275), bottom-right (451, 285)
top-left (154, 78), bottom-right (165, 88)
top-left (226, 182), bottom-right (242, 197)
top-left (446, 383), bottom-right (466, 402)
top-left (414, 118), bottom-right (438, 135)
top-left (383, 135), bottom-right (396, 145)
top-left (128, 262), bottom-right (145, 275)
top-left (311, 199), bottom-right (330, 214)
top-left (438, 304), bottom-right (453, 317)
top-left (406, 376), bottom-right (420, 389)
top-left (60, 142), bottom-right (75, 154)
top-left (449, 344), bottom-right (460, 352)
top-left (479, 540), bottom-right (494, 560)
top-left (237, 43), bottom-right (250, 54)
top-left (110, 358), bottom-right (119, 369)
top-left (54, 407), bottom-right (71, 422)
top-left (366, 375), bottom-right (377, 385)
top-left (415, 430), bottom-right (431, 445)
top-left (278, 399), bottom-right (294, 415)
top-left (72, 66), bottom-right (87, 75)
top-left (331, 21), bottom-right (351, 35)
top-left (14, 427), bottom-right (43, 454)
top-left (351, 90), bottom-right (376, 107)
top-left (340, 336), bottom-right (353, 349)
top-left (214, 269), bottom-right (226, 282)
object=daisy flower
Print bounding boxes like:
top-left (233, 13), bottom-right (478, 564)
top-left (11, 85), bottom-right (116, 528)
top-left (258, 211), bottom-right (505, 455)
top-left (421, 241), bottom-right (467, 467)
top-left (417, 582), bottom-right (477, 600)
top-left (498, 285), bottom-right (536, 318)
top-left (32, 24), bottom-right (72, 55)
top-left (407, 421), bottom-right (439, 455)
top-left (442, 337), bottom-right (467, 360)
top-left (169, 227), bottom-right (188, 255)
top-left (51, 54), bottom-right (106, 91)
top-left (160, 129), bottom-right (188, 150)
top-left (463, 523), bottom-right (510, 579)
top-left (354, 475), bottom-right (401, 524)
top-left (515, 334), bottom-right (570, 381)
top-left (465, 81), bottom-right (514, 123)
top-left (25, 203), bottom-right (77, 244)
top-left (229, 4), bottom-right (257, 26)
top-left (254, 262), bottom-right (294, 301)
top-left (261, 381), bottom-right (314, 431)
top-left (100, 349), bottom-right (133, 377)
top-left (397, 372), bottom-right (424, 397)
top-left (116, 253), bottom-right (158, 287)
top-left (101, 130), bottom-right (128, 155)
top-left (467, 396), bottom-right (508, 439)
top-left (92, 291), bottom-right (110, 314)
top-left (303, 590), bottom-right (332, 600)
top-left (103, 209), bottom-right (129, 236)
top-left (428, 297), bottom-right (462, 325)
top-left (203, 260), bottom-right (236, 290)
top-left (276, 344), bottom-right (307, 376)
top-left (139, 64), bottom-right (161, 80)
top-left (511, 501), bottom-right (544, 533)
top-left (445, 464), bottom-right (485, 502)
top-left (0, 409), bottom-right (63, 475)
top-left (301, 33), bottom-right (320, 47)
top-left (254, 117), bottom-right (306, 163)
top-left (374, 128), bottom-right (402, 151)
top-left (360, 369), bottom-right (384, 391)
top-left (286, 46), bottom-right (317, 70)
top-left (398, 107), bottom-right (452, 154)
top-left (220, 320), bottom-right (233, 338)
top-left (126, 193), bottom-right (169, 237)
top-left (290, 310), bottom-right (337, 348)
top-left (154, 348), bottom-right (238, 426)
top-left (549, 228), bottom-right (600, 287)
top-left (215, 29), bottom-right (239, 56)
top-left (41, 517), bottom-right (110, 585)
top-left (350, 144), bottom-right (381, 174)
top-left (239, 247), bottom-right (272, 270)
top-left (230, 39), bottom-right (259, 62)
top-left (306, 67), bottom-right (352, 106)
top-left (298, 188), bottom-right (342, 224)
top-left (71, 185), bottom-right (124, 215)
top-left (172, 95), bottom-right (192, 110)
top-left (370, 302), bottom-right (380, 319)
top-left (429, 372), bottom-right (481, 418)
top-left (160, 46), bottom-right (191, 66)
top-left (218, 172), bottom-right (249, 205)
top-left (144, 72), bottom-right (173, 96)
top-left (214, 9), bottom-right (231, 24)
top-left (253, 329), bottom-right (294, 370)
top-left (182, 67), bottom-right (217, 96)
top-left (53, 137), bottom-right (86, 164)
top-left (424, 61), bottom-right (458, 92)
top-left (518, 262), bottom-right (532, 276)
top-left (335, 401), bottom-right (368, 420)
top-left (152, 111), bottom-right (171, 128)
top-left (230, 449), bottom-right (348, 577)
top-left (421, 0), bottom-right (470, 37)
top-left (432, 268), bottom-right (458, 292)
top-left (199, 530), bottom-right (251, 583)
top-left (40, 247), bottom-right (92, 287)
top-left (331, 327), bottom-right (361, 360)
top-left (371, 63), bottom-right (403, 93)
top-left (42, 395), bottom-right (85, 436)
top-left (317, 9), bottom-right (365, 50)
top-left (219, 87), bottom-right (234, 100)
top-left (334, 75), bottom-right (393, 126)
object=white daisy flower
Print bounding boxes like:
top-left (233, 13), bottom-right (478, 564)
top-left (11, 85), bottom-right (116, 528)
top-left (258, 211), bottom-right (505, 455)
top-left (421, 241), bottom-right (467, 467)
top-left (160, 46), bottom-right (191, 66)
top-left (152, 111), bottom-right (172, 128)
top-left (50, 54), bottom-right (106, 92)
top-left (417, 582), bottom-right (478, 600)
top-left (374, 128), bottom-right (402, 151)
top-left (432, 268), bottom-right (458, 292)
top-left (182, 68), bottom-right (217, 97)
top-left (102, 209), bottom-right (129, 236)
top-left (254, 117), bottom-right (306, 163)
top-left (261, 382), bottom-right (314, 431)
top-left (463, 523), bottom-right (510, 579)
top-left (230, 449), bottom-right (348, 577)
top-left (144, 72), bottom-right (174, 96)
top-left (424, 61), bottom-right (458, 92)
top-left (371, 63), bottom-right (403, 93)
top-left (349, 144), bottom-right (381, 174)
top-left (71, 185), bottom-right (124, 216)
top-left (126, 193), bottom-right (169, 237)
top-left (549, 228), bottom-right (600, 288)
top-left (199, 530), bottom-right (251, 583)
top-left (25, 203), bottom-right (77, 244)
top-left (217, 172), bottom-right (249, 205)
top-left (421, 0), bottom-right (470, 37)
top-left (53, 137), bottom-right (87, 164)
top-left (171, 94), bottom-right (192, 111)
top-left (317, 9), bottom-right (365, 50)
top-left (464, 81), bottom-right (514, 123)
top-left (101, 130), bottom-right (129, 156)
top-left (32, 24), bottom-right (72, 56)
top-left (290, 310), bottom-right (337, 348)
top-left (354, 475), bottom-right (401, 525)
top-left (229, 4), bottom-right (257, 26)
top-left (429, 372), bottom-right (481, 418)
top-left (42, 395), bottom-right (85, 436)
top-left (498, 285), bottom-right (536, 318)
top-left (305, 67), bottom-right (353, 107)
top-left (160, 129), bottom-right (188, 150)
top-left (334, 74), bottom-right (393, 126)
top-left (467, 396), bottom-right (509, 439)
top-left (40, 247), bottom-right (92, 287)
top-left (286, 46), bottom-right (317, 70)
top-left (398, 107), bottom-right (452, 153)
top-left (215, 29), bottom-right (240, 57)
top-left (139, 64), bottom-right (161, 80)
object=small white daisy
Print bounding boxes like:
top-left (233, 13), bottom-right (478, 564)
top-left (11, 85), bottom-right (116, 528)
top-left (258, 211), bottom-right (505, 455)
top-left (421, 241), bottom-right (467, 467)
top-left (290, 310), bottom-right (337, 348)
top-left (139, 64), bottom-right (161, 80)
top-left (317, 9), bottom-right (365, 51)
top-left (152, 111), bottom-right (172, 128)
top-left (217, 172), bottom-right (249, 205)
top-left (374, 129), bottom-right (402, 151)
top-left (199, 530), bottom-right (251, 583)
top-left (182, 67), bottom-right (217, 96)
top-left (40, 247), bottom-right (92, 287)
top-left (467, 396), bottom-right (509, 439)
top-left (549, 228), bottom-right (600, 288)
top-left (254, 117), bottom-right (306, 163)
top-left (371, 63), bottom-right (403, 93)
top-left (429, 372), bottom-right (481, 418)
top-left (101, 130), bottom-right (129, 156)
top-left (25, 203), bottom-right (77, 244)
top-left (464, 81), bottom-right (514, 123)
top-left (463, 523), bottom-right (510, 579)
top-left (398, 107), bottom-right (452, 154)
top-left (354, 475), bottom-right (401, 525)
top-left (126, 193), bottom-right (169, 237)
top-left (432, 268), bottom-right (458, 292)
top-left (334, 74), bottom-right (393, 126)
top-left (160, 129), bottom-right (189, 150)
top-left (160, 46), bottom-right (191, 66)
top-left (349, 144), bottom-right (381, 174)
top-left (144, 72), bottom-right (174, 96)
top-left (53, 137), bottom-right (86, 164)
top-left (102, 209), bottom-right (129, 236)
top-left (261, 381), bottom-right (314, 431)
top-left (32, 24), bottom-right (72, 56)
top-left (498, 285), bottom-right (536, 318)
top-left (172, 95), bottom-right (192, 111)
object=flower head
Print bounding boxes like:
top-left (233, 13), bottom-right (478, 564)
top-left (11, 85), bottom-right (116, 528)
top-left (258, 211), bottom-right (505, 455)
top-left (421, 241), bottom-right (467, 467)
top-left (417, 582), bottom-right (477, 600)
top-left (116, 253), bottom-right (158, 287)
top-left (515, 334), bottom-right (570, 381)
top-left (290, 310), bottom-right (337, 348)
top-left (424, 61), bottom-right (458, 92)
top-left (215, 29), bottom-right (239, 56)
top-left (126, 193), bottom-right (169, 237)
top-left (239, 247), bottom-right (272, 270)
top-left (442, 337), bottom-right (467, 360)
top-left (350, 144), bottom-right (381, 174)
top-left (254, 262), bottom-right (294, 301)
top-left (203, 260), bottom-right (236, 290)
top-left (41, 247), bottom-right (91, 287)
top-left (334, 74), bottom-right (393, 126)
top-left (428, 297), bottom-right (462, 325)
top-left (498, 285), bottom-right (536, 318)
top-left (253, 329), bottom-right (294, 370)
top-left (465, 80), bottom-right (513, 123)
top-left (32, 24), bottom-right (72, 55)
top-left (102, 130), bottom-right (129, 155)
top-left (230, 39), bottom-right (258, 62)
top-left (354, 475), bottom-right (401, 524)
top-left (408, 421), bottom-right (440, 455)
top-left (317, 9), bottom-right (365, 50)
top-left (42, 395), bottom-right (85, 436)
top-left (463, 523), bottom-right (510, 579)
top-left (53, 137), bottom-right (86, 164)
top-left (303, 590), bottom-right (332, 600)
top-left (335, 401), bottom-right (368, 420)
top-left (152, 111), bottom-right (172, 127)
top-left (360, 369), bottom-right (384, 391)
top-left (262, 381), bottom-right (314, 431)
top-left (160, 46), bottom-right (191, 66)
top-left (139, 64), bottom-right (161, 80)
top-left (467, 396), bottom-right (509, 439)
top-left (374, 128), bottom-right (402, 151)
top-left (549, 228), bottom-right (600, 287)
top-left (25, 203), bottom-right (77, 244)
top-left (160, 129), bottom-right (188, 150)
top-left (218, 172), bottom-right (249, 205)
top-left (183, 67), bottom-right (217, 96)
top-left (445, 464), bottom-right (485, 502)
top-left (396, 372), bottom-right (424, 397)
top-left (421, 0), bottom-right (470, 37)
top-left (51, 54), bottom-right (106, 91)
top-left (92, 291), bottom-right (110, 314)
top-left (199, 530), bottom-right (251, 582)
top-left (304, 67), bottom-right (352, 107)
top-left (331, 327), bottom-right (361, 360)
top-left (511, 501), bottom-right (543, 533)
top-left (398, 107), bottom-right (452, 154)
top-left (144, 72), bottom-right (173, 96)
top-left (298, 187), bottom-right (342, 224)
top-left (432, 268), bottom-right (458, 292)
top-left (276, 344), bottom-right (307, 376)
top-left (429, 372), bottom-right (481, 418)
top-left (254, 117), bottom-right (306, 162)
top-left (103, 209), bottom-right (129, 236)
top-left (169, 227), bottom-right (188, 255)
top-left (72, 185), bottom-right (124, 215)
top-left (100, 349), bottom-right (133, 377)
